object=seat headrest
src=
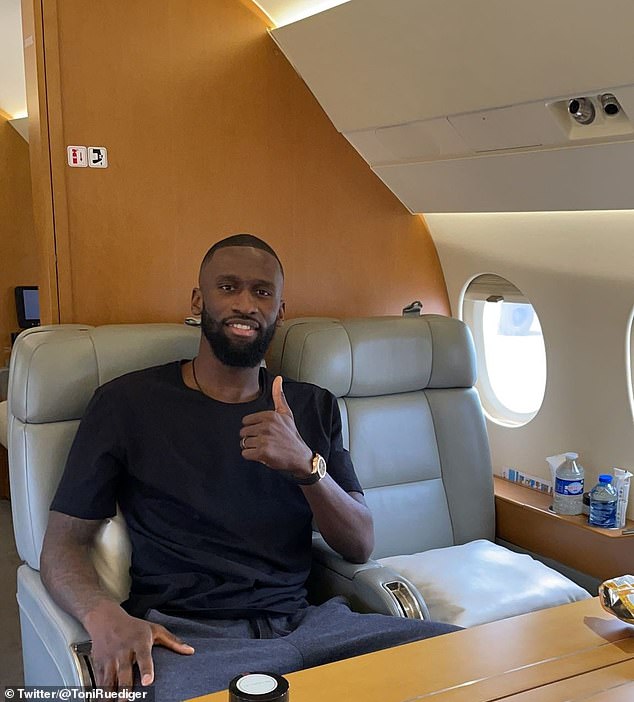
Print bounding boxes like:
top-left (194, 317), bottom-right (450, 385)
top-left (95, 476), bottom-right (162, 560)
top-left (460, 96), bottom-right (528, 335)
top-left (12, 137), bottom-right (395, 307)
top-left (9, 324), bottom-right (201, 423)
top-left (268, 315), bottom-right (476, 397)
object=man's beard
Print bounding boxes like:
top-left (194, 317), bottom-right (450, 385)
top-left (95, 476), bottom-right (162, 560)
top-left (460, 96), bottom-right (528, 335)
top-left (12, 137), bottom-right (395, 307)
top-left (200, 305), bottom-right (277, 368)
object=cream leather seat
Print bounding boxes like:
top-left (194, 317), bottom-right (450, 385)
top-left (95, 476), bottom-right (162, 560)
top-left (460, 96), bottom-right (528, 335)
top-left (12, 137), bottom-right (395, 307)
top-left (8, 323), bottom-right (427, 686)
top-left (267, 315), bottom-right (590, 628)
top-left (8, 325), bottom-right (202, 684)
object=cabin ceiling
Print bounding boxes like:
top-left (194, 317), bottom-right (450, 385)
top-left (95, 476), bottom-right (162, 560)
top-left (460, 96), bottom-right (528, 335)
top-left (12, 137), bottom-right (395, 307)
top-left (253, 0), bottom-right (351, 27)
top-left (272, 0), bottom-right (634, 133)
top-left (272, 0), bottom-right (634, 212)
top-left (0, 0), bottom-right (27, 119)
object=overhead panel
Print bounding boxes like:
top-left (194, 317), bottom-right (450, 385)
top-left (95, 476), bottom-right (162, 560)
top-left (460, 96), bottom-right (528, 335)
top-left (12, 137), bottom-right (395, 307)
top-left (271, 0), bottom-right (634, 133)
top-left (345, 118), bottom-right (470, 164)
top-left (447, 105), bottom-right (564, 153)
top-left (272, 0), bottom-right (634, 212)
top-left (374, 141), bottom-right (634, 213)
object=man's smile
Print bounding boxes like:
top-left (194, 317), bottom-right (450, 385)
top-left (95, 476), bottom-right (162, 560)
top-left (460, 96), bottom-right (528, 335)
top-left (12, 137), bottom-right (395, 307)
top-left (225, 318), bottom-right (260, 338)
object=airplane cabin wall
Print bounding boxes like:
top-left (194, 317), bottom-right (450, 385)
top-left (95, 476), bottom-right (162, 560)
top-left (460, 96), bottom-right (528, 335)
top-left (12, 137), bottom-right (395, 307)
top-left (0, 111), bottom-right (38, 363)
top-left (28, 0), bottom-right (449, 326)
top-left (426, 211), bottom-right (634, 518)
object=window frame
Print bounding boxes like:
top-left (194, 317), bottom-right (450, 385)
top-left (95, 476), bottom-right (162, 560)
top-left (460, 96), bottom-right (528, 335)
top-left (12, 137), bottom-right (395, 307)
top-left (461, 276), bottom-right (546, 428)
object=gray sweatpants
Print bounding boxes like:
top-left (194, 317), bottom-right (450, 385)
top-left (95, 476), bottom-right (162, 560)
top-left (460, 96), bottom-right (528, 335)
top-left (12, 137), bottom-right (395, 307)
top-left (144, 597), bottom-right (460, 700)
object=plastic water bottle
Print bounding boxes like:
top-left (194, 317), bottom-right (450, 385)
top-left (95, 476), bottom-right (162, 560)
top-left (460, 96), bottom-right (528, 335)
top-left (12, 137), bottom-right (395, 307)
top-left (552, 452), bottom-right (584, 515)
top-left (589, 475), bottom-right (618, 528)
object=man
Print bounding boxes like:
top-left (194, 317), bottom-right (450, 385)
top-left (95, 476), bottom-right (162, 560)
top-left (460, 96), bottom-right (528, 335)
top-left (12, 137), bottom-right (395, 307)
top-left (41, 234), bottom-right (458, 699)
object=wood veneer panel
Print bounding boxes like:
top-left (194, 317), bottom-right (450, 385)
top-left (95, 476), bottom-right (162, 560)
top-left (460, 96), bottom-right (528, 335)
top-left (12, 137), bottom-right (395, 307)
top-left (494, 477), bottom-right (634, 538)
top-left (494, 478), bottom-right (634, 581)
top-left (20, 0), bottom-right (58, 325)
top-left (41, 0), bottom-right (73, 323)
top-left (42, 0), bottom-right (449, 325)
top-left (583, 682), bottom-right (634, 702)
top-left (0, 112), bottom-right (38, 353)
top-left (501, 661), bottom-right (634, 701)
top-left (423, 642), bottom-right (634, 702)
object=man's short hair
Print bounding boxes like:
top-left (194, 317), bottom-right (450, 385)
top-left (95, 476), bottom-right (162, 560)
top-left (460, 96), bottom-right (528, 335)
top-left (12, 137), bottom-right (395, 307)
top-left (200, 234), bottom-right (284, 279)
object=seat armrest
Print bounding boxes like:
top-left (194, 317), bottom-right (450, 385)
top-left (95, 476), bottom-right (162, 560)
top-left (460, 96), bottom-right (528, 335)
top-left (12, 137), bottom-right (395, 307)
top-left (309, 534), bottom-right (430, 619)
top-left (17, 565), bottom-right (94, 687)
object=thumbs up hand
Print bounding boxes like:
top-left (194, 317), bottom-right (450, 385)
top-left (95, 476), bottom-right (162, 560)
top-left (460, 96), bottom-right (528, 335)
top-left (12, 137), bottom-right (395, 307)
top-left (240, 376), bottom-right (314, 479)
top-left (272, 375), bottom-right (293, 417)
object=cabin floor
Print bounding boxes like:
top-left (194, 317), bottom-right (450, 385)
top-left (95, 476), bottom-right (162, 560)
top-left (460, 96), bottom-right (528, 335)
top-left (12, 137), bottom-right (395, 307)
top-left (1, 498), bottom-right (24, 686)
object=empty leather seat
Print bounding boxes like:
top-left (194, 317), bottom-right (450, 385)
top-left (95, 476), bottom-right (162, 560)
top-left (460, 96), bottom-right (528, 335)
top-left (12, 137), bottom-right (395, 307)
top-left (267, 314), bottom-right (590, 627)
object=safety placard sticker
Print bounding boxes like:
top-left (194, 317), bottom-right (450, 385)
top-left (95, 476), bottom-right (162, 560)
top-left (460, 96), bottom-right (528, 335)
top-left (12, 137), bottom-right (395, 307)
top-left (88, 146), bottom-right (108, 168)
top-left (67, 146), bottom-right (87, 167)
top-left (67, 145), bottom-right (109, 168)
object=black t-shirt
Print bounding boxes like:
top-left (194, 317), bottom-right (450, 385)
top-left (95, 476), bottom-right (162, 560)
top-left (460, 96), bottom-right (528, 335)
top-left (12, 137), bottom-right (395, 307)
top-left (51, 362), bottom-right (362, 619)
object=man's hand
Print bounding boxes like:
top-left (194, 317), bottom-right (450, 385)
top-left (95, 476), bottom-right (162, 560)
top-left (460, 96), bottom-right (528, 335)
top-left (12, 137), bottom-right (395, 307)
top-left (240, 376), bottom-right (313, 478)
top-left (85, 600), bottom-right (194, 689)
top-left (240, 377), bottom-right (374, 562)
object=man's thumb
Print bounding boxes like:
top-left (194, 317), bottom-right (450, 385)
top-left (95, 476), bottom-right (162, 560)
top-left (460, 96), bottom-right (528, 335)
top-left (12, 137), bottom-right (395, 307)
top-left (273, 376), bottom-right (292, 415)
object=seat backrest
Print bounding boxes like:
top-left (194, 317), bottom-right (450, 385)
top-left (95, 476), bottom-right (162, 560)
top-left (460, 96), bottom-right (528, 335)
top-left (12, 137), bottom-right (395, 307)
top-left (8, 324), bottom-right (200, 601)
top-left (267, 315), bottom-right (495, 559)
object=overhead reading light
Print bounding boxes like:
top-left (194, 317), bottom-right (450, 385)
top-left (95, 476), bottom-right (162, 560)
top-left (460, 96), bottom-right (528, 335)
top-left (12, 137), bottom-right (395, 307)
top-left (599, 93), bottom-right (621, 116)
top-left (568, 97), bottom-right (595, 125)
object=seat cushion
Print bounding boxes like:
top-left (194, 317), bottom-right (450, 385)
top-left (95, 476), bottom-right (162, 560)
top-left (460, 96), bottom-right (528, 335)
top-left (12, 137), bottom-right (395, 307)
top-left (379, 539), bottom-right (591, 627)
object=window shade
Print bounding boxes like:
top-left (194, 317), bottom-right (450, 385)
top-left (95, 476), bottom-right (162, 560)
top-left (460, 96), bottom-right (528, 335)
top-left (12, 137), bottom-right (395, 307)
top-left (464, 274), bottom-right (528, 304)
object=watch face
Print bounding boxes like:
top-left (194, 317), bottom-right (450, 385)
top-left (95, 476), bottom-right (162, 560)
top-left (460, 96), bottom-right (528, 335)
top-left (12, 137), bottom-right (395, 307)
top-left (315, 454), bottom-right (327, 478)
top-left (295, 454), bottom-right (327, 485)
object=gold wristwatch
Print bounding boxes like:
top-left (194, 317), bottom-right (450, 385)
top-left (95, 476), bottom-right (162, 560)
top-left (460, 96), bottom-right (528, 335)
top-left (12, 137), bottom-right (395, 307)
top-left (294, 453), bottom-right (327, 485)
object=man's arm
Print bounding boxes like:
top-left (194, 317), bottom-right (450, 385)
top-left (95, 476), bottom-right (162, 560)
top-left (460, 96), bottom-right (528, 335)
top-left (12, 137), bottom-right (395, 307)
top-left (240, 376), bottom-right (374, 563)
top-left (299, 481), bottom-right (373, 563)
top-left (40, 511), bottom-right (194, 689)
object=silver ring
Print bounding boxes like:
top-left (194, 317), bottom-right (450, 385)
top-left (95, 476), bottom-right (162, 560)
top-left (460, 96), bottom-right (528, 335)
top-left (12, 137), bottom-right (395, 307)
top-left (240, 437), bottom-right (247, 451)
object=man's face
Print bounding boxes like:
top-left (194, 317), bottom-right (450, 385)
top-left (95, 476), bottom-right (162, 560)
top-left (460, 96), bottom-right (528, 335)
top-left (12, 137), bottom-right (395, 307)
top-left (194, 246), bottom-right (285, 368)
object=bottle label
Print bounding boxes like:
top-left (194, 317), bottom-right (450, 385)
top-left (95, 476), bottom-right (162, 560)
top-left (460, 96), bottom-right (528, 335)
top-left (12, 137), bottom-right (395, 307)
top-left (589, 501), bottom-right (617, 528)
top-left (555, 478), bottom-right (584, 495)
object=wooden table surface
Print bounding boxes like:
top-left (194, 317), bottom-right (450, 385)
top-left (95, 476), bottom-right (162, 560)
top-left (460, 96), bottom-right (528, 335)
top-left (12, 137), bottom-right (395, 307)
top-left (190, 598), bottom-right (634, 702)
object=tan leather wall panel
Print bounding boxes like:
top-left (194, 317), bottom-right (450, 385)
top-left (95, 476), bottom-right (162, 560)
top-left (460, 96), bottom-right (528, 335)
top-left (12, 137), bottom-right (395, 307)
top-left (0, 113), bottom-right (38, 359)
top-left (42, 0), bottom-right (448, 325)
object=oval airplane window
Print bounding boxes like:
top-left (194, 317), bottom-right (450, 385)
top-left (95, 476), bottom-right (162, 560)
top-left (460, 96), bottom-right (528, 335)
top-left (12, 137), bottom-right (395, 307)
top-left (461, 274), bottom-right (547, 427)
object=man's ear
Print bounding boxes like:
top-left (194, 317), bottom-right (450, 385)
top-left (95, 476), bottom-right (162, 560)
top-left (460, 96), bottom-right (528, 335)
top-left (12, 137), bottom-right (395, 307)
top-left (191, 288), bottom-right (203, 316)
top-left (276, 300), bottom-right (286, 327)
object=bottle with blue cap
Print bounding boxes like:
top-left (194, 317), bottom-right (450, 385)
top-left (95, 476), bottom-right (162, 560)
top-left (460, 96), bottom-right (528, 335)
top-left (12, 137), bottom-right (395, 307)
top-left (552, 452), bottom-right (584, 515)
top-left (589, 475), bottom-right (618, 528)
